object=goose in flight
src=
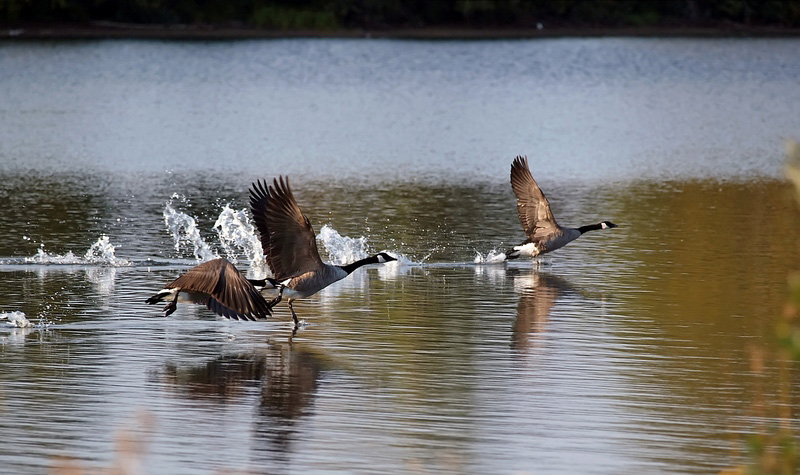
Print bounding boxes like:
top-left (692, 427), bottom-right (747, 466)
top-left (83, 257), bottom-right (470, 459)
top-left (505, 155), bottom-right (617, 259)
top-left (146, 257), bottom-right (272, 321)
top-left (249, 177), bottom-right (396, 327)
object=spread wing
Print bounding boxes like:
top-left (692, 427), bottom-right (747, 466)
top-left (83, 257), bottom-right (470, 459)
top-left (249, 176), bottom-right (324, 281)
top-left (165, 258), bottom-right (271, 321)
top-left (510, 155), bottom-right (560, 240)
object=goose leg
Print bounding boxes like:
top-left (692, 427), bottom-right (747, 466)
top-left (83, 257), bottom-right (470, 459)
top-left (288, 299), bottom-right (299, 327)
top-left (267, 285), bottom-right (284, 307)
top-left (163, 291), bottom-right (179, 317)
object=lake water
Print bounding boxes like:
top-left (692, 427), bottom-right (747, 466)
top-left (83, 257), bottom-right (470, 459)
top-left (1, 38), bottom-right (799, 474)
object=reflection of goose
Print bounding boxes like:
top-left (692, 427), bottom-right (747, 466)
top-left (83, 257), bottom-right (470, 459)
top-left (505, 155), bottom-right (617, 259)
top-left (159, 343), bottom-right (329, 462)
top-left (512, 272), bottom-right (576, 352)
top-left (249, 177), bottom-right (396, 326)
top-left (146, 258), bottom-right (272, 320)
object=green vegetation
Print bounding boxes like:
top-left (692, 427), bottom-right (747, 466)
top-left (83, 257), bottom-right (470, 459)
top-left (735, 141), bottom-right (800, 475)
top-left (2, 0), bottom-right (800, 30)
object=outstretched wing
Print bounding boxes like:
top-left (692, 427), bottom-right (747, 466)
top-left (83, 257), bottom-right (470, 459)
top-left (510, 155), bottom-right (560, 239)
top-left (249, 176), bottom-right (324, 281)
top-left (166, 258), bottom-right (271, 321)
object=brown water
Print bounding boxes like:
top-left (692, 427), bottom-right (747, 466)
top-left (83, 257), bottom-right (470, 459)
top-left (1, 38), bottom-right (799, 473)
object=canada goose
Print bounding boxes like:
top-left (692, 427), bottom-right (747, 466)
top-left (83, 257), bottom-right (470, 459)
top-left (249, 176), bottom-right (396, 327)
top-left (505, 155), bottom-right (617, 259)
top-left (146, 257), bottom-right (272, 321)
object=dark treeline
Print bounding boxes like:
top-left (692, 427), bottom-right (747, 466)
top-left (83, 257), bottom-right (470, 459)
top-left (3, 0), bottom-right (800, 30)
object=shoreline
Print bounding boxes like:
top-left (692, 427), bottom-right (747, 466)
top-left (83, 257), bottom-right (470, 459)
top-left (4, 22), bottom-right (800, 40)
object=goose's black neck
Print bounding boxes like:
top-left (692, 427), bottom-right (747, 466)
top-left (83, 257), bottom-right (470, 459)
top-left (577, 223), bottom-right (604, 234)
top-left (340, 255), bottom-right (380, 275)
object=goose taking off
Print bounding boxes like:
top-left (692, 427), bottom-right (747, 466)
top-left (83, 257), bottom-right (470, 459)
top-left (146, 257), bottom-right (272, 321)
top-left (505, 155), bottom-right (617, 259)
top-left (249, 176), bottom-right (396, 327)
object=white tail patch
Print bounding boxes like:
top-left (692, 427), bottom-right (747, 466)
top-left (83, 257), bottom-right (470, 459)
top-left (514, 242), bottom-right (538, 258)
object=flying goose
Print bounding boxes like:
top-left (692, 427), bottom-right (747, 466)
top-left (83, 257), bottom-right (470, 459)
top-left (505, 155), bottom-right (617, 259)
top-left (146, 257), bottom-right (272, 321)
top-left (249, 176), bottom-right (396, 327)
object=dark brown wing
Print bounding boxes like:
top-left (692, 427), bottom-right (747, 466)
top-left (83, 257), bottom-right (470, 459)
top-left (165, 258), bottom-right (271, 321)
top-left (249, 179), bottom-right (273, 267)
top-left (510, 155), bottom-right (560, 239)
top-left (249, 176), bottom-right (323, 281)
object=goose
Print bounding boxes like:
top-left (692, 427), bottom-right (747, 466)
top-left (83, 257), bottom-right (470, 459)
top-left (146, 257), bottom-right (272, 321)
top-left (505, 155), bottom-right (617, 259)
top-left (249, 176), bottom-right (396, 327)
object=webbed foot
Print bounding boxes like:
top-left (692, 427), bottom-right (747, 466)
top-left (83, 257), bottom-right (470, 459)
top-left (163, 301), bottom-right (177, 317)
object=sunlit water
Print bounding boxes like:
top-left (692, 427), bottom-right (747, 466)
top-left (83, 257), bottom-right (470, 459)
top-left (1, 38), bottom-right (799, 474)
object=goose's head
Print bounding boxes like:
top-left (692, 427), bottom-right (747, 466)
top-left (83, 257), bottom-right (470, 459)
top-left (601, 221), bottom-right (618, 229)
top-left (375, 252), bottom-right (397, 263)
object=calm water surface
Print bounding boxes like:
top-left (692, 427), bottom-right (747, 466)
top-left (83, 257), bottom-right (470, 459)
top-left (1, 38), bottom-right (799, 474)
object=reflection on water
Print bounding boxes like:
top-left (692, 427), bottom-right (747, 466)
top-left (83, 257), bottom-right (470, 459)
top-left (0, 173), bottom-right (797, 473)
top-left (0, 38), bottom-right (799, 473)
top-left (511, 270), bottom-right (578, 353)
top-left (158, 342), bottom-right (329, 467)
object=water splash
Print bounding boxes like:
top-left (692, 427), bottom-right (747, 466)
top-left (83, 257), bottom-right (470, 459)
top-left (377, 252), bottom-right (417, 280)
top-left (23, 236), bottom-right (131, 266)
top-left (25, 246), bottom-right (82, 265)
top-left (84, 235), bottom-right (131, 266)
top-left (316, 225), bottom-right (416, 280)
top-left (0, 311), bottom-right (32, 328)
top-left (317, 225), bottom-right (370, 265)
top-left (213, 204), bottom-right (266, 275)
top-left (474, 249), bottom-right (508, 264)
top-left (160, 202), bottom-right (409, 277)
top-left (163, 194), bottom-right (217, 262)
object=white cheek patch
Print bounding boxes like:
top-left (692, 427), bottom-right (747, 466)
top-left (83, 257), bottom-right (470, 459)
top-left (377, 255), bottom-right (386, 263)
top-left (601, 222), bottom-right (608, 229)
